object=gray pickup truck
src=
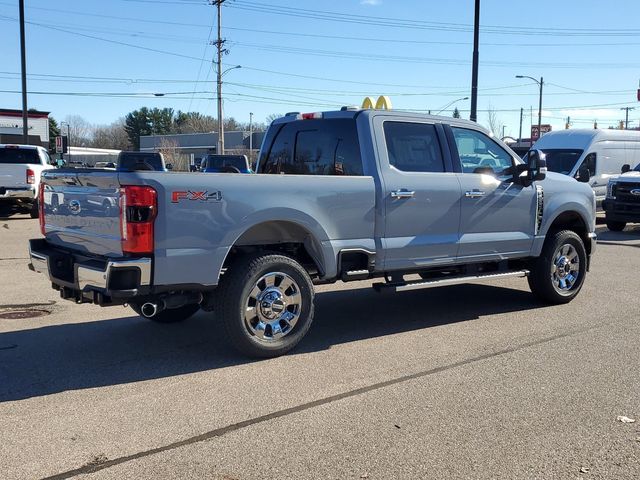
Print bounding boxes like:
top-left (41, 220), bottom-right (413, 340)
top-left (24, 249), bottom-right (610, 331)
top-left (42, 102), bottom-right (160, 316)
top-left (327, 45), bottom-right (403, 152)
top-left (29, 109), bottom-right (596, 357)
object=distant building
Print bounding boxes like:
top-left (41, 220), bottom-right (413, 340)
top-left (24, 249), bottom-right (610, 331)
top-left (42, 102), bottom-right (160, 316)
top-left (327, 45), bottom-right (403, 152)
top-left (140, 131), bottom-right (265, 162)
top-left (0, 108), bottom-right (49, 147)
top-left (65, 147), bottom-right (121, 166)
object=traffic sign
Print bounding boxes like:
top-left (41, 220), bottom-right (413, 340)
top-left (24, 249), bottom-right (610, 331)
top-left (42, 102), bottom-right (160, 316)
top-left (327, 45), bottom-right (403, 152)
top-left (55, 135), bottom-right (68, 154)
top-left (531, 124), bottom-right (552, 141)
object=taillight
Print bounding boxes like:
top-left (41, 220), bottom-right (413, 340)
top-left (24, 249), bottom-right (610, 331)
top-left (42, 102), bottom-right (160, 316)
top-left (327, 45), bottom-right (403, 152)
top-left (119, 186), bottom-right (157, 255)
top-left (38, 182), bottom-right (46, 235)
top-left (26, 168), bottom-right (35, 185)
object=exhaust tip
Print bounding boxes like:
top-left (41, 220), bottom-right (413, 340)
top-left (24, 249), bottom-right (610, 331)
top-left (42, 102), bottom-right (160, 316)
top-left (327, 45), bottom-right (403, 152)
top-left (141, 302), bottom-right (158, 318)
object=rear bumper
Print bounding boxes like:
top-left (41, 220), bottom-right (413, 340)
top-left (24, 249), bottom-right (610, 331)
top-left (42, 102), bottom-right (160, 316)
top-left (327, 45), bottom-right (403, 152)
top-left (28, 238), bottom-right (151, 305)
top-left (0, 186), bottom-right (35, 201)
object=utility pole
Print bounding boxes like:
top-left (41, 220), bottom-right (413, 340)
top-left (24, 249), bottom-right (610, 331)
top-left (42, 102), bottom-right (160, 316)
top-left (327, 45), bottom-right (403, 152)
top-left (621, 107), bottom-right (635, 129)
top-left (249, 112), bottom-right (253, 155)
top-left (469, 0), bottom-right (480, 122)
top-left (213, 0), bottom-right (225, 155)
top-left (19, 0), bottom-right (28, 144)
top-left (518, 107), bottom-right (523, 143)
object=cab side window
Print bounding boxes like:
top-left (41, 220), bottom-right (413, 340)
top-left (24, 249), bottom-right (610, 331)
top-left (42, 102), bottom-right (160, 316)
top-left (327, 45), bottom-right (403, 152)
top-left (451, 127), bottom-right (513, 175)
top-left (259, 119), bottom-right (363, 176)
top-left (383, 122), bottom-right (445, 173)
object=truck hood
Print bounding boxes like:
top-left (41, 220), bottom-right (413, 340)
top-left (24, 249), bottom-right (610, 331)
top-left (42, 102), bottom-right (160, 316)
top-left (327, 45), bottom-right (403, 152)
top-left (613, 171), bottom-right (640, 183)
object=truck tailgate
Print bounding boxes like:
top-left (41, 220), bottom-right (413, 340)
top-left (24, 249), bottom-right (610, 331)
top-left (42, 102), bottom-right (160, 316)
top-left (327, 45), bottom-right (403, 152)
top-left (41, 170), bottom-right (123, 256)
top-left (0, 165), bottom-right (29, 188)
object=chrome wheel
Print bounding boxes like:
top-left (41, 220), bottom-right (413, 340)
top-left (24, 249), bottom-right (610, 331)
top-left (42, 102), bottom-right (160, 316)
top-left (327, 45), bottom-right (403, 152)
top-left (550, 243), bottom-right (580, 294)
top-left (244, 272), bottom-right (302, 342)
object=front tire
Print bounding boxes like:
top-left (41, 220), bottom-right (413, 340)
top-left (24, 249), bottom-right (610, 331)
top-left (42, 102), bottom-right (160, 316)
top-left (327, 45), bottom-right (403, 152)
top-left (129, 302), bottom-right (200, 323)
top-left (606, 219), bottom-right (626, 231)
top-left (528, 230), bottom-right (587, 304)
top-left (217, 253), bottom-right (315, 358)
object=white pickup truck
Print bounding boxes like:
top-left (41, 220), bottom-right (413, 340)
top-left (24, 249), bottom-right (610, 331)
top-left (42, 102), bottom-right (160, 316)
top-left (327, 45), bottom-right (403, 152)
top-left (0, 144), bottom-right (55, 217)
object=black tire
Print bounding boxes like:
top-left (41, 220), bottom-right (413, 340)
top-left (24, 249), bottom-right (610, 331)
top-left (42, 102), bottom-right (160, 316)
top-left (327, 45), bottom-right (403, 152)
top-left (217, 253), bottom-right (315, 358)
top-left (29, 201), bottom-right (39, 219)
top-left (129, 302), bottom-right (200, 323)
top-left (606, 220), bottom-right (626, 232)
top-left (528, 230), bottom-right (587, 304)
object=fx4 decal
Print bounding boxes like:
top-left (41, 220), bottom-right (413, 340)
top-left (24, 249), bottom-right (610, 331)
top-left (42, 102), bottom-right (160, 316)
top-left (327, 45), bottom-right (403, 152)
top-left (171, 190), bottom-right (223, 203)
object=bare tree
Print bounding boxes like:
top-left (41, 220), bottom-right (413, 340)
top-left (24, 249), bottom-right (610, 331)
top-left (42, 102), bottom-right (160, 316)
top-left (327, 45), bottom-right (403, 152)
top-left (157, 137), bottom-right (188, 171)
top-left (91, 118), bottom-right (130, 150)
top-left (63, 115), bottom-right (93, 146)
top-left (485, 105), bottom-right (504, 138)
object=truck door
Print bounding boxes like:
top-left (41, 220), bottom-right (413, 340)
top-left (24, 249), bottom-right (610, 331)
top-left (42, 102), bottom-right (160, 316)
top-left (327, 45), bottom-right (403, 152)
top-left (448, 126), bottom-right (537, 261)
top-left (374, 118), bottom-right (462, 271)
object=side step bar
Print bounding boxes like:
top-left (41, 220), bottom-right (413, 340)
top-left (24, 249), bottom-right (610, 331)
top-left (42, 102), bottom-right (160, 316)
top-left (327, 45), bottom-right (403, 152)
top-left (373, 270), bottom-right (530, 293)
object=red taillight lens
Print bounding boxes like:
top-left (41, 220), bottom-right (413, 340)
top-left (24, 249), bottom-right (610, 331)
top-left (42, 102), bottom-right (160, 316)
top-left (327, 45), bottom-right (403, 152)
top-left (38, 182), bottom-right (46, 235)
top-left (119, 186), bottom-right (157, 255)
top-left (26, 168), bottom-right (35, 185)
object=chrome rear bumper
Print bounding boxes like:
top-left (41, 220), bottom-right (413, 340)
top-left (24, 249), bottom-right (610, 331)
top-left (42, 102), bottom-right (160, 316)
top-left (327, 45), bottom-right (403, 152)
top-left (29, 238), bottom-right (151, 304)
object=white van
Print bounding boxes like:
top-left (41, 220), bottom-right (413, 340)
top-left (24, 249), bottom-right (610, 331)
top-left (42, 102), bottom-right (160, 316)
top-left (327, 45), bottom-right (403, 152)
top-left (532, 129), bottom-right (640, 206)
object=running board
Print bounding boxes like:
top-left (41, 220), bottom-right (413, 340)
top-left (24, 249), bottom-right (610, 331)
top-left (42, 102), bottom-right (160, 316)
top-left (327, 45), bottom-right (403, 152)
top-left (372, 270), bottom-right (530, 293)
top-left (341, 269), bottom-right (371, 281)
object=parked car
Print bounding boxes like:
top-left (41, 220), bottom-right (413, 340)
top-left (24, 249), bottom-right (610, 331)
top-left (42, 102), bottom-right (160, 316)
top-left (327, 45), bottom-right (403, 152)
top-left (29, 109), bottom-right (596, 358)
top-left (117, 151), bottom-right (167, 172)
top-left (0, 144), bottom-right (55, 217)
top-left (532, 129), bottom-right (640, 207)
top-left (201, 154), bottom-right (252, 173)
top-left (602, 162), bottom-right (640, 231)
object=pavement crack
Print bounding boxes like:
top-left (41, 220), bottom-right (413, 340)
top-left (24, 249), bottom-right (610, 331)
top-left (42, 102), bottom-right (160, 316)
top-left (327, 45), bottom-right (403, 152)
top-left (40, 323), bottom-right (603, 480)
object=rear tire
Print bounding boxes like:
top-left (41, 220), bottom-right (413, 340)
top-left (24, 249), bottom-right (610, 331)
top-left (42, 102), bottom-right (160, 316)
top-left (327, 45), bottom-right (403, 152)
top-left (606, 220), bottom-right (626, 231)
top-left (129, 302), bottom-right (200, 323)
top-left (217, 252), bottom-right (315, 358)
top-left (29, 201), bottom-right (39, 219)
top-left (528, 230), bottom-right (587, 304)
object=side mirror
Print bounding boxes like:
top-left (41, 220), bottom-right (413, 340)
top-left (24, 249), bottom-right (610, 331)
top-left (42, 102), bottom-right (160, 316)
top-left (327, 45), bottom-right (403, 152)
top-left (527, 149), bottom-right (547, 182)
top-left (576, 166), bottom-right (590, 183)
top-left (621, 164), bottom-right (631, 174)
top-left (166, 163), bottom-right (173, 171)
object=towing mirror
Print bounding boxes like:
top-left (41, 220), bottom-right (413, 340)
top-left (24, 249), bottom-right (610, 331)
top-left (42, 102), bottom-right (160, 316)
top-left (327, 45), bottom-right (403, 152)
top-left (621, 164), bottom-right (631, 174)
top-left (527, 149), bottom-right (547, 182)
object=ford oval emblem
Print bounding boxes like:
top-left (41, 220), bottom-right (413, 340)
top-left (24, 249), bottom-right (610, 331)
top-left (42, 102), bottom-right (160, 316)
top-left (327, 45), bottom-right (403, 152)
top-left (631, 189), bottom-right (640, 196)
top-left (69, 199), bottom-right (81, 214)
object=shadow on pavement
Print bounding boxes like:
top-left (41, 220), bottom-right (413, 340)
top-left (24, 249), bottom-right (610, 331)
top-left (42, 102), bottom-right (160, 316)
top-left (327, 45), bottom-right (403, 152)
top-left (0, 204), bottom-right (30, 220)
top-left (596, 227), bottom-right (640, 247)
top-left (0, 283), bottom-right (545, 402)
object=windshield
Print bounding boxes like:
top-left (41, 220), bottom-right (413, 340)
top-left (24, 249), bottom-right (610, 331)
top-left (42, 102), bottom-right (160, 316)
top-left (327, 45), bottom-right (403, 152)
top-left (0, 148), bottom-right (40, 165)
top-left (540, 149), bottom-right (584, 174)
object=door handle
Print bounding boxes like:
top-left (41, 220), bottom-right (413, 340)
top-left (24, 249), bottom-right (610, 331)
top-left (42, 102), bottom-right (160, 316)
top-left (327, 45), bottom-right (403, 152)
top-left (465, 190), bottom-right (486, 198)
top-left (391, 190), bottom-right (415, 199)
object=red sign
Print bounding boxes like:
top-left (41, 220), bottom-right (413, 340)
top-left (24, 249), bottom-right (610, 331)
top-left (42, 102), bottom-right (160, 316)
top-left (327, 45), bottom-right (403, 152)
top-left (531, 124), bottom-right (552, 141)
top-left (55, 136), bottom-right (63, 153)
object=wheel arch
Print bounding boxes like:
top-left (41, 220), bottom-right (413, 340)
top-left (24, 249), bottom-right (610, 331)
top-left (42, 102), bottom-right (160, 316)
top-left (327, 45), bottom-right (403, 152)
top-left (538, 208), bottom-right (593, 256)
top-left (218, 213), bottom-right (335, 282)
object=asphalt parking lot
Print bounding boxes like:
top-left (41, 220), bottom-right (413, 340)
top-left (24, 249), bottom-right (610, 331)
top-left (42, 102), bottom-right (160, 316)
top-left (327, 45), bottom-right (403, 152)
top-left (1, 211), bottom-right (639, 480)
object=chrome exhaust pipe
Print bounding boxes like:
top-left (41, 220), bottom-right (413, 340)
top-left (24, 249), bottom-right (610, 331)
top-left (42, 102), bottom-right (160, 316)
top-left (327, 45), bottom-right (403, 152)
top-left (141, 302), bottom-right (159, 318)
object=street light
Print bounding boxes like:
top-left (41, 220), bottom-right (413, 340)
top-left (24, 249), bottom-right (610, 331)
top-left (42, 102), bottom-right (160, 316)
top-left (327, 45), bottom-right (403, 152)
top-left (516, 75), bottom-right (544, 143)
top-left (60, 121), bottom-right (71, 163)
top-left (435, 96), bottom-right (469, 115)
top-left (217, 64), bottom-right (241, 155)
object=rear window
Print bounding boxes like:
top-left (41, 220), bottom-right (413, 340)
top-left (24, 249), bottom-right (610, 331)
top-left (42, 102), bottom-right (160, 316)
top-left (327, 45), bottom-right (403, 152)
top-left (539, 149), bottom-right (584, 175)
top-left (205, 155), bottom-right (248, 170)
top-left (0, 148), bottom-right (40, 165)
top-left (258, 119), bottom-right (363, 176)
top-left (117, 153), bottom-right (164, 171)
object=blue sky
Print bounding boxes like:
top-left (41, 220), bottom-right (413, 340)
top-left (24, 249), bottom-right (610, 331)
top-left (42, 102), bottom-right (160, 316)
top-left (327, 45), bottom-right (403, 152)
top-left (1, 0), bottom-right (639, 136)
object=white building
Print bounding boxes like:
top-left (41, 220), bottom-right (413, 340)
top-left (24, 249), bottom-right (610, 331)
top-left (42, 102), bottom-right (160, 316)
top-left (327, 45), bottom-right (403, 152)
top-left (0, 108), bottom-right (50, 146)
